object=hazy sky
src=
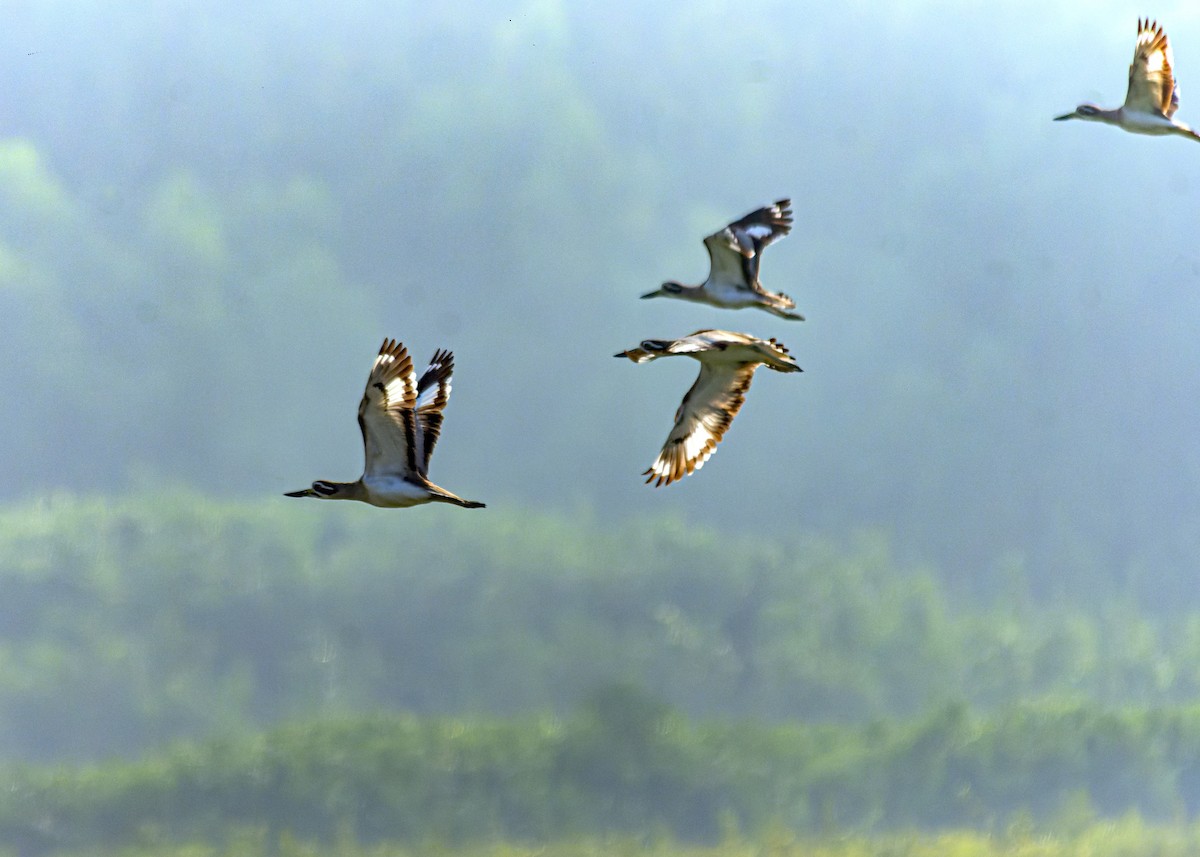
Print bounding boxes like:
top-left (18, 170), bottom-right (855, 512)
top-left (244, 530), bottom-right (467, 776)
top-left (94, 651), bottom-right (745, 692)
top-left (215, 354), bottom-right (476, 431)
top-left (4, 0), bottom-right (1200, 588)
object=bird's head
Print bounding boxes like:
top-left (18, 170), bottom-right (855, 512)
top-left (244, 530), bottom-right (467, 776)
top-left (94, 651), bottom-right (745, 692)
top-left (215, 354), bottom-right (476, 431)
top-left (284, 480), bottom-right (342, 499)
top-left (641, 281), bottom-right (685, 300)
top-left (614, 340), bottom-right (671, 363)
top-left (1055, 103), bottom-right (1101, 122)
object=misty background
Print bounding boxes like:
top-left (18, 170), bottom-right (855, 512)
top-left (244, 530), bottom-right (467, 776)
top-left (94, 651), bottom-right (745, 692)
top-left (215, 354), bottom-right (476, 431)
top-left (6, 0), bottom-right (1200, 596)
top-left (4, 0), bottom-right (1200, 850)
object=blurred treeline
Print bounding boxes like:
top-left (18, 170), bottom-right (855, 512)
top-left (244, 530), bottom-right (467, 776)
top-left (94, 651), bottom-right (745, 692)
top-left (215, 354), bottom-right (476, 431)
top-left (16, 825), bottom-right (1200, 857)
top-left (17, 824), bottom-right (1200, 857)
top-left (3, 491), bottom-right (1200, 763)
top-left (8, 698), bottom-right (1200, 851)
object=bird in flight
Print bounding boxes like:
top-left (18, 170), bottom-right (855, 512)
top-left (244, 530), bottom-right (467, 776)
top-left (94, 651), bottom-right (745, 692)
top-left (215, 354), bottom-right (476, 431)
top-left (615, 329), bottom-right (802, 487)
top-left (1055, 18), bottom-right (1200, 141)
top-left (285, 338), bottom-right (485, 508)
top-left (640, 199), bottom-right (805, 320)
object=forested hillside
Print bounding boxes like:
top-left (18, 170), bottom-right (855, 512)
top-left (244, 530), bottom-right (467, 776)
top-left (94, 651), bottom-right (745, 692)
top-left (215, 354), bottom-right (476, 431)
top-left (1, 491), bottom-right (1199, 762)
top-left (7, 701), bottom-right (1200, 851)
top-left (19, 828), bottom-right (1200, 857)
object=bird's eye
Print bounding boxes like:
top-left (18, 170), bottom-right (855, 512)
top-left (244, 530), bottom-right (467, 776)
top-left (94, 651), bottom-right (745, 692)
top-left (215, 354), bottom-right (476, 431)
top-left (641, 340), bottom-right (664, 351)
top-left (663, 282), bottom-right (682, 293)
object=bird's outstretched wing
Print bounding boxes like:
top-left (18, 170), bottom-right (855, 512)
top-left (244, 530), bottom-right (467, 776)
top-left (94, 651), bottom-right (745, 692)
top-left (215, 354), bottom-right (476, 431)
top-left (644, 362), bottom-right (757, 487)
top-left (413, 349), bottom-right (454, 475)
top-left (358, 338), bottom-right (418, 478)
top-left (664, 330), bottom-right (800, 365)
top-left (703, 199), bottom-right (793, 290)
top-left (1126, 18), bottom-right (1179, 117)
top-left (662, 330), bottom-right (723, 354)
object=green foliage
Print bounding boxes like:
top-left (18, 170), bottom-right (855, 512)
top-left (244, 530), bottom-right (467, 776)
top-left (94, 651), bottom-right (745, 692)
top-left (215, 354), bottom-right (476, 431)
top-left (7, 491), bottom-right (1200, 762)
top-left (9, 704), bottom-right (1200, 853)
top-left (24, 822), bottom-right (1200, 857)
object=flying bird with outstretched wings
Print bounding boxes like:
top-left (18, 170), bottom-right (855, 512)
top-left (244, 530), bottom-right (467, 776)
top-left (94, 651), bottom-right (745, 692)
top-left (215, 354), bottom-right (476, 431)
top-left (285, 338), bottom-right (485, 509)
top-left (615, 329), bottom-right (802, 487)
top-left (640, 199), bottom-right (805, 320)
top-left (1055, 18), bottom-right (1200, 141)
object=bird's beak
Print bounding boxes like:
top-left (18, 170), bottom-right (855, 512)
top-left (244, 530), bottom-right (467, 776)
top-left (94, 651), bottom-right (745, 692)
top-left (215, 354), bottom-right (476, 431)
top-left (614, 350), bottom-right (631, 359)
top-left (1053, 112), bottom-right (1076, 122)
top-left (284, 488), bottom-right (316, 498)
top-left (639, 290), bottom-right (660, 299)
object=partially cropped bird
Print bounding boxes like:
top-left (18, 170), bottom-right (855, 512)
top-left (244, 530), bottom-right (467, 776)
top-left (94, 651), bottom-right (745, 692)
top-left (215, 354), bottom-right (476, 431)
top-left (640, 199), bottom-right (805, 320)
top-left (614, 329), bottom-right (802, 487)
top-left (285, 338), bottom-right (485, 509)
top-left (1055, 18), bottom-right (1200, 142)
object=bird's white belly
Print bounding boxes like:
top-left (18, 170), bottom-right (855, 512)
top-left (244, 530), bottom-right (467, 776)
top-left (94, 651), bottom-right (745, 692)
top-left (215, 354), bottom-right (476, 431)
top-left (1122, 110), bottom-right (1178, 134)
top-left (362, 474), bottom-right (433, 507)
top-left (705, 281), bottom-right (757, 307)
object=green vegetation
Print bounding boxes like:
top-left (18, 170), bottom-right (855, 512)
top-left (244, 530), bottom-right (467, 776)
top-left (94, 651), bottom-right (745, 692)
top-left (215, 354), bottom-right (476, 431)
top-left (0, 486), bottom-right (1197, 848)
top-left (7, 490), bottom-right (1200, 851)
top-left (21, 823), bottom-right (1200, 857)
top-left (4, 490), bottom-right (1200, 763)
top-left (6, 701), bottom-right (1200, 853)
